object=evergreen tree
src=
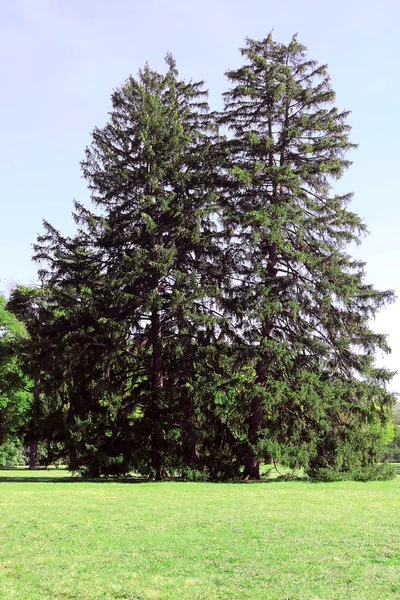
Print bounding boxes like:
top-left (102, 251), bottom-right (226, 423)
top-left (34, 56), bottom-right (224, 478)
top-left (220, 34), bottom-right (395, 479)
top-left (14, 36), bottom-right (395, 481)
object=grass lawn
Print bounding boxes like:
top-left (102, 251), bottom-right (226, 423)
top-left (0, 469), bottom-right (399, 599)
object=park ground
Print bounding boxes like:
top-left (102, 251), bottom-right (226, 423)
top-left (0, 469), bottom-right (399, 599)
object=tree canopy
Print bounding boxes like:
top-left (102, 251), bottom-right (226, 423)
top-left (0, 295), bottom-right (30, 448)
top-left (3, 34), bottom-right (396, 481)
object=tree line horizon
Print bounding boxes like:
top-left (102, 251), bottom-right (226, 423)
top-left (0, 33), bottom-right (397, 481)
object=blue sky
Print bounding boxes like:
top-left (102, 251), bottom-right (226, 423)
top-left (1, 0), bottom-right (399, 390)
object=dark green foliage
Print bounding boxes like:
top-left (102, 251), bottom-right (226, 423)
top-left (309, 462), bottom-right (396, 482)
top-left (3, 36), bottom-right (395, 481)
top-left (219, 33), bottom-right (395, 479)
top-left (31, 56), bottom-right (227, 478)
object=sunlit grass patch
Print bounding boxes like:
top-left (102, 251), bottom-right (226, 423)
top-left (0, 470), bottom-right (399, 599)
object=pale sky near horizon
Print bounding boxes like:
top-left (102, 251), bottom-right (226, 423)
top-left (1, 0), bottom-right (400, 391)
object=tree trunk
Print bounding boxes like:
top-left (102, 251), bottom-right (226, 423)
top-left (0, 412), bottom-right (4, 447)
top-left (150, 307), bottom-right (166, 480)
top-left (29, 441), bottom-right (38, 470)
top-left (244, 174), bottom-right (280, 478)
top-left (244, 311), bottom-right (275, 480)
top-left (178, 313), bottom-right (197, 469)
top-left (29, 375), bottom-right (40, 470)
top-left (182, 396), bottom-right (197, 468)
top-left (243, 361), bottom-right (267, 479)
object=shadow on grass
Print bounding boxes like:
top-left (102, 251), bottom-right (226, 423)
top-left (0, 471), bottom-right (307, 485)
top-left (0, 476), bottom-right (152, 484)
top-left (1, 464), bottom-right (397, 484)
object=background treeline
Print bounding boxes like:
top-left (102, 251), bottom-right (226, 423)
top-left (0, 34), bottom-right (397, 481)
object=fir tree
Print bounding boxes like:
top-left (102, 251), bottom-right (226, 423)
top-left (220, 34), bottom-right (395, 479)
top-left (34, 56), bottom-right (224, 478)
top-left (15, 36), bottom-right (395, 481)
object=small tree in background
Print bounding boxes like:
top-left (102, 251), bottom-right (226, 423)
top-left (0, 295), bottom-right (31, 457)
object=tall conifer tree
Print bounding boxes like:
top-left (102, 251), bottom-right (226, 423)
top-left (220, 34), bottom-right (395, 479)
top-left (34, 56), bottom-right (223, 478)
top-left (21, 37), bottom-right (395, 481)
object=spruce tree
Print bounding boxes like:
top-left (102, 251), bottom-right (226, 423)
top-left (17, 36), bottom-right (395, 481)
top-left (34, 56), bottom-right (224, 478)
top-left (220, 34), bottom-right (395, 479)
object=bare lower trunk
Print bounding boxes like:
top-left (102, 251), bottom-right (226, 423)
top-left (151, 307), bottom-right (166, 480)
top-left (182, 398), bottom-right (197, 468)
top-left (29, 441), bottom-right (38, 470)
top-left (243, 312), bottom-right (275, 480)
top-left (243, 362), bottom-right (266, 480)
top-left (176, 305), bottom-right (197, 470)
top-left (0, 412), bottom-right (5, 447)
top-left (29, 376), bottom-right (40, 470)
top-left (243, 407), bottom-right (263, 479)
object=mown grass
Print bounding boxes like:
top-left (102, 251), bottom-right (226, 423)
top-left (0, 469), bottom-right (399, 599)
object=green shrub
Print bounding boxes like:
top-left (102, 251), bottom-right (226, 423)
top-left (308, 462), bottom-right (396, 482)
top-left (180, 467), bottom-right (210, 482)
top-left (350, 462), bottom-right (396, 481)
top-left (308, 467), bottom-right (345, 482)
